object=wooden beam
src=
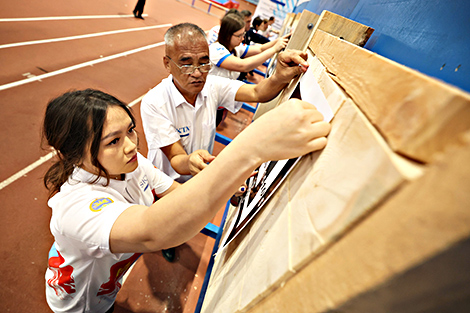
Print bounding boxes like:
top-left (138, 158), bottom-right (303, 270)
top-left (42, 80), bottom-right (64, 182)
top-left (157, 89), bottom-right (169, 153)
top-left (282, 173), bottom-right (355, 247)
top-left (255, 10), bottom-right (374, 120)
top-left (278, 12), bottom-right (295, 38)
top-left (310, 29), bottom-right (470, 163)
top-left (265, 12), bottom-right (299, 78)
top-left (201, 60), bottom-right (423, 313)
top-left (314, 10), bottom-right (374, 47)
top-left (255, 10), bottom-right (320, 120)
top-left (245, 137), bottom-right (470, 313)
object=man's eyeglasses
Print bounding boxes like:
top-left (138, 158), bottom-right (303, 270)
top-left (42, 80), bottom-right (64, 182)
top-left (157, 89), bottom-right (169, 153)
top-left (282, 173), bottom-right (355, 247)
top-left (166, 56), bottom-right (212, 75)
top-left (232, 31), bottom-right (246, 39)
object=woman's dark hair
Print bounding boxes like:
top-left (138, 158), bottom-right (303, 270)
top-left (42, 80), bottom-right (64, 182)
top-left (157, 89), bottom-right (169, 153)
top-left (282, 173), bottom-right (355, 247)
top-left (42, 89), bottom-right (135, 197)
top-left (252, 16), bottom-right (264, 30)
top-left (218, 13), bottom-right (245, 52)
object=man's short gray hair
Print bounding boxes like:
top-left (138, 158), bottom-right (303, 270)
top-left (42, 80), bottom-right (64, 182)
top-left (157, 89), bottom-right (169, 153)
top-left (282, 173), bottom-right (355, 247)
top-left (240, 10), bottom-right (252, 18)
top-left (164, 23), bottom-right (207, 47)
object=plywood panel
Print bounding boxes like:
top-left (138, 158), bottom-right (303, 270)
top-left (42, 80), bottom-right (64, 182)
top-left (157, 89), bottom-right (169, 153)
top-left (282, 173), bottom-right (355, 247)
top-left (202, 186), bottom-right (294, 313)
top-left (245, 136), bottom-right (470, 313)
top-left (310, 29), bottom-right (470, 163)
top-left (239, 187), bottom-right (292, 310)
top-left (288, 97), bottom-right (422, 272)
top-left (201, 229), bottom-right (248, 312)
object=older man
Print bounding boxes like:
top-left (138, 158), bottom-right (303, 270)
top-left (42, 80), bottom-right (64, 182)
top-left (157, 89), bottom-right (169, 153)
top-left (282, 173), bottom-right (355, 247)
top-left (141, 23), bottom-right (308, 183)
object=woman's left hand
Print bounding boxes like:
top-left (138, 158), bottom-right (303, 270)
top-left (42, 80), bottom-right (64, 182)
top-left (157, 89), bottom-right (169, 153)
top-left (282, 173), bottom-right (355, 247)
top-left (274, 34), bottom-right (289, 52)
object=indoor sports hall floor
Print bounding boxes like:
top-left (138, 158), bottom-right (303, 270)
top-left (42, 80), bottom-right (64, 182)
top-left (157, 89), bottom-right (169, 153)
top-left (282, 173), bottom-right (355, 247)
top-left (0, 0), bottom-right (258, 312)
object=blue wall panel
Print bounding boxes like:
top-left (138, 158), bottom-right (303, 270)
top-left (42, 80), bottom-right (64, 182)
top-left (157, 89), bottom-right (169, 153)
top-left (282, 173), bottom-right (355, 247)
top-left (293, 0), bottom-right (470, 92)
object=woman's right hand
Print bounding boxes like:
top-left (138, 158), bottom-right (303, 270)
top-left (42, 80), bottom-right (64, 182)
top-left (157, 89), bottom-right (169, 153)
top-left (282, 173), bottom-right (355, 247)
top-left (235, 99), bottom-right (331, 163)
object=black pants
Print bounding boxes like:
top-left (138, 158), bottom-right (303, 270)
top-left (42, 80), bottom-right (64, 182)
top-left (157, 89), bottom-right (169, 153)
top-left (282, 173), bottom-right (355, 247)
top-left (133, 0), bottom-right (146, 16)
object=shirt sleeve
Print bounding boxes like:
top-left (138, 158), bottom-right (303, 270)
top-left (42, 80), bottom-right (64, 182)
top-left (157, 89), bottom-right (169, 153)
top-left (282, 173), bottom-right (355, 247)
top-left (210, 76), bottom-right (245, 114)
top-left (207, 25), bottom-right (220, 44)
top-left (51, 189), bottom-right (133, 258)
top-left (138, 153), bottom-right (175, 194)
top-left (210, 43), bottom-right (232, 67)
top-left (140, 85), bottom-right (181, 150)
top-left (235, 44), bottom-right (250, 58)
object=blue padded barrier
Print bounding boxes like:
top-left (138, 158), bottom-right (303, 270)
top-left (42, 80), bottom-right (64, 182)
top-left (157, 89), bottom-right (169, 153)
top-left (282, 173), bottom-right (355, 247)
top-left (215, 133), bottom-right (232, 146)
top-left (242, 102), bottom-right (257, 113)
top-left (194, 200), bottom-right (231, 313)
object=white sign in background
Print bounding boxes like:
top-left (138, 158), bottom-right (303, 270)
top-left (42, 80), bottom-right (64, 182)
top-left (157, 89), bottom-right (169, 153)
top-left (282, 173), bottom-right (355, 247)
top-left (252, 0), bottom-right (300, 34)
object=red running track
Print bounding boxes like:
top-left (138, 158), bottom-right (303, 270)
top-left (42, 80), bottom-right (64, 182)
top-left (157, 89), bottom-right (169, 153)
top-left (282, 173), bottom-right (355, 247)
top-left (0, 0), bottom-right (256, 312)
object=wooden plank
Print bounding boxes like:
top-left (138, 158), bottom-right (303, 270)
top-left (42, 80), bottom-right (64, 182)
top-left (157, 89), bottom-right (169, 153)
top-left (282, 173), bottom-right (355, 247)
top-left (281, 10), bottom-right (373, 101)
top-left (245, 136), bottom-right (470, 313)
top-left (265, 12), bottom-right (298, 78)
top-left (310, 29), bottom-right (470, 163)
top-left (285, 10), bottom-right (320, 52)
top-left (278, 12), bottom-right (295, 38)
top-left (201, 56), bottom-right (423, 313)
top-left (314, 10), bottom-right (374, 47)
top-left (255, 10), bottom-right (373, 120)
top-left (255, 10), bottom-right (320, 119)
top-left (289, 12), bottom-right (303, 34)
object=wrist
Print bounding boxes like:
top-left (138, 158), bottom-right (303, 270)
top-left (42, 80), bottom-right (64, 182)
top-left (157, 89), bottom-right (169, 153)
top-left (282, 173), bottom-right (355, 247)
top-left (170, 154), bottom-right (191, 175)
top-left (268, 71), bottom-right (288, 87)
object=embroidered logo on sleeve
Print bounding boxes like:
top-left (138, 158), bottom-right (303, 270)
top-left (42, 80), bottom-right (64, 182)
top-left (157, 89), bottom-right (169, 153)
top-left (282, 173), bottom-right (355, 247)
top-left (90, 198), bottom-right (114, 212)
top-left (177, 126), bottom-right (190, 138)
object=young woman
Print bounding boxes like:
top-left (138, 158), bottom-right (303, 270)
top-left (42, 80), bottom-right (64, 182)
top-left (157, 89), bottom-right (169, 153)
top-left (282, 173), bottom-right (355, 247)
top-left (244, 16), bottom-right (271, 46)
top-left (42, 89), bottom-right (330, 312)
top-left (209, 13), bottom-right (289, 80)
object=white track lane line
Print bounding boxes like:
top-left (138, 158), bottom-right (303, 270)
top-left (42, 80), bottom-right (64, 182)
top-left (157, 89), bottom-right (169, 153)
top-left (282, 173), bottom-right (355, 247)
top-left (0, 41), bottom-right (165, 91)
top-left (0, 95), bottom-right (145, 191)
top-left (0, 14), bottom-right (148, 22)
top-left (0, 151), bottom-right (57, 191)
top-left (0, 24), bottom-right (172, 49)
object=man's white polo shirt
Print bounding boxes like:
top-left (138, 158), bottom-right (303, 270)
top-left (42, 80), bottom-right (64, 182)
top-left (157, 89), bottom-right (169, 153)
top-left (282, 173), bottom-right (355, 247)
top-left (141, 74), bottom-right (244, 182)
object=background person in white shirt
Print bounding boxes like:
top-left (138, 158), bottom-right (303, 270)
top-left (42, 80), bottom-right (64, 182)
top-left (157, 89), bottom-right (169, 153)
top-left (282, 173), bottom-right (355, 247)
top-left (206, 8), bottom-right (241, 45)
top-left (209, 13), bottom-right (288, 80)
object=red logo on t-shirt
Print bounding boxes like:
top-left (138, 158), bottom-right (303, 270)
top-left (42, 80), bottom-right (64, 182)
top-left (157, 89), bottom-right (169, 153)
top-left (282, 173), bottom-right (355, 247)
top-left (47, 250), bottom-right (76, 299)
top-left (97, 253), bottom-right (141, 297)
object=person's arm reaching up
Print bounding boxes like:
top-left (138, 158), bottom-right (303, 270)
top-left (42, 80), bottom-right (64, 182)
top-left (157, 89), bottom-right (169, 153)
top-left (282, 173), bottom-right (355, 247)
top-left (218, 35), bottom-right (289, 73)
top-left (235, 49), bottom-right (308, 103)
top-left (109, 99), bottom-right (331, 253)
top-left (246, 33), bottom-right (289, 55)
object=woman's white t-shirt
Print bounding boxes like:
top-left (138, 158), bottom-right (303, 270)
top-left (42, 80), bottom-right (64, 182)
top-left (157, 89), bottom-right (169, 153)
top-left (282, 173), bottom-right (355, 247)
top-left (209, 42), bottom-right (250, 80)
top-left (45, 153), bottom-right (173, 313)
